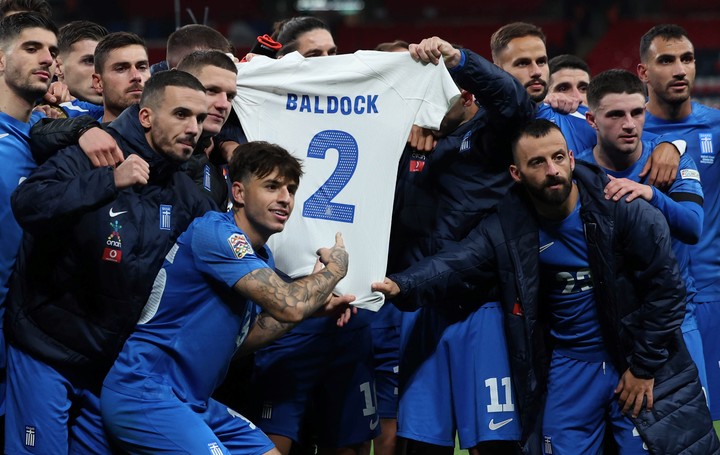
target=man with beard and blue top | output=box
[577,69,708,404]
[638,23,720,422]
[5,70,214,454]
[374,118,719,455]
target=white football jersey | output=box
[233,51,460,309]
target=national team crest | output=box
[699,133,714,164]
[459,129,473,153]
[227,233,253,259]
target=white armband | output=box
[672,139,686,156]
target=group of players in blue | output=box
[0,0,719,453]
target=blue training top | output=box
[103,210,271,410]
[578,139,703,330]
[0,110,45,308]
[539,198,608,362]
[644,102,720,303]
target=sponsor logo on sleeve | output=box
[680,168,700,181]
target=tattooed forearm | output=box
[236,264,342,324]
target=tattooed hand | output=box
[317,232,349,278]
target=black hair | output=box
[549,54,590,76]
[229,141,303,188]
[0,0,50,18]
[94,31,147,73]
[177,49,237,75]
[0,10,56,48]
[639,24,690,63]
[58,20,108,54]
[139,69,206,109]
[586,69,644,110]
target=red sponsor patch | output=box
[512,300,524,316]
[409,159,425,173]
[102,248,122,263]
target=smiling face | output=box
[233,168,298,244]
[0,27,57,103]
[58,38,101,104]
[495,35,549,103]
[139,85,208,162]
[638,35,695,108]
[93,44,150,120]
[192,64,237,136]
[586,92,646,160]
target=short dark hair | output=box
[177,49,237,75]
[375,40,409,52]
[229,141,303,188]
[490,22,545,62]
[0,11,56,49]
[272,16,330,55]
[639,24,690,63]
[58,20,108,55]
[586,69,644,110]
[94,31,147,73]
[0,0,51,18]
[510,119,564,161]
[140,70,206,110]
[549,54,590,77]
[166,24,231,68]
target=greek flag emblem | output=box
[160,205,172,231]
[25,426,35,447]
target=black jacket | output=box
[7,105,215,380]
[391,162,719,454]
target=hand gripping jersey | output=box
[232,51,460,309]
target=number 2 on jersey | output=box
[302,130,358,223]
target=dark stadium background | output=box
[52,0,720,109]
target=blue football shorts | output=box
[5,345,111,455]
[695,301,720,419]
[250,325,379,447]
[101,383,274,455]
[397,302,521,449]
[542,352,648,455]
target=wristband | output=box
[77,122,100,139]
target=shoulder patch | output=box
[680,168,701,181]
[228,233,254,259]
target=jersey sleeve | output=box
[669,154,704,201]
[190,218,270,288]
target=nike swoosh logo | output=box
[369,417,379,431]
[489,418,513,431]
[0,133,9,139]
[539,242,554,253]
[109,208,128,217]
